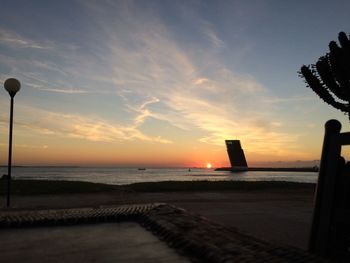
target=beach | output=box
[0,180,315,250]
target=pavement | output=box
[0,203,327,263]
[1,188,315,249]
[0,222,189,263]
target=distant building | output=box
[225,140,248,168]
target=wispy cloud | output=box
[76,0,304,156]
[31,60,69,76]
[201,26,224,48]
[11,105,172,144]
[40,88,89,94]
[193,78,209,85]
[26,84,89,94]
[0,28,53,49]
[0,1,310,160]
[0,143,48,149]
[131,97,160,126]
[263,96,316,104]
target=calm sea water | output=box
[0,166,318,185]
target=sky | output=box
[0,0,350,167]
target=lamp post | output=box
[4,78,21,208]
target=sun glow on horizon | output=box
[206,163,212,169]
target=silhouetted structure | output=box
[216,140,317,172]
[225,140,248,168]
[309,119,350,261]
[300,32,350,120]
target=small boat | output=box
[138,168,146,170]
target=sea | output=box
[0,166,318,185]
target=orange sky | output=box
[1,1,349,167]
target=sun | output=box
[206,163,212,169]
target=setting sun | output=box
[206,163,212,169]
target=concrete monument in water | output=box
[216,140,317,172]
[225,140,248,171]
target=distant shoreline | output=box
[215,167,318,172]
[0,179,315,195]
[0,166,319,171]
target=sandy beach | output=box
[0,183,315,250]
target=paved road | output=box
[0,222,190,263]
[1,188,315,249]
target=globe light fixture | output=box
[4,78,21,208]
[4,78,21,97]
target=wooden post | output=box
[309,119,341,254]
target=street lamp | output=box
[4,78,21,208]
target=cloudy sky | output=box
[0,0,350,167]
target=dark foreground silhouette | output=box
[300,32,350,120]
